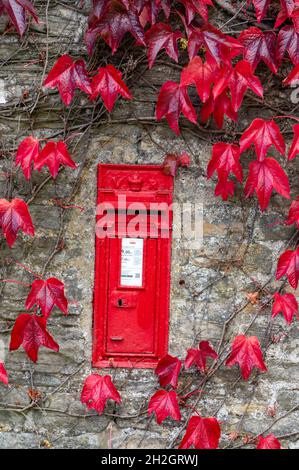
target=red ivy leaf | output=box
[25,277,68,319]
[207,142,242,182]
[272,292,298,325]
[280,0,297,16]
[85,0,146,54]
[140,0,170,26]
[283,64,299,87]
[277,25,299,66]
[9,313,59,363]
[0,363,8,385]
[179,152,190,167]
[162,152,190,176]
[181,56,216,103]
[148,390,181,424]
[200,90,237,129]
[155,354,182,389]
[89,64,132,111]
[225,334,267,380]
[185,340,218,372]
[0,198,34,247]
[0,0,38,37]
[286,197,299,228]
[15,136,40,180]
[179,415,221,449]
[239,118,285,160]
[256,434,281,449]
[44,55,91,106]
[244,157,290,211]
[188,23,243,64]
[34,141,77,179]
[162,154,180,176]
[145,23,183,69]
[247,0,271,23]
[156,81,197,135]
[213,60,263,112]
[276,247,299,288]
[239,27,277,73]
[178,0,214,24]
[81,373,121,415]
[214,178,235,200]
[288,123,299,160]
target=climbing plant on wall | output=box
[0,0,299,449]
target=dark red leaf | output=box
[25,277,68,318]
[9,313,59,363]
[213,60,263,112]
[247,0,271,23]
[89,64,132,111]
[148,390,181,424]
[286,197,299,228]
[140,0,171,25]
[226,334,267,380]
[179,151,191,167]
[0,363,8,385]
[200,90,237,129]
[239,27,277,73]
[178,0,214,24]
[276,247,299,288]
[181,56,216,103]
[244,157,290,211]
[43,55,92,106]
[155,354,182,388]
[256,434,281,449]
[188,22,243,64]
[85,0,145,54]
[34,141,77,179]
[185,340,218,372]
[272,292,298,325]
[283,64,299,86]
[81,373,121,415]
[280,0,297,16]
[145,23,183,68]
[288,123,299,160]
[214,178,235,200]
[15,136,40,180]
[179,415,221,449]
[208,142,242,182]
[0,0,38,37]
[0,198,34,247]
[162,152,190,176]
[156,81,197,135]
[239,118,285,160]
[277,25,299,66]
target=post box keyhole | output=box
[118,298,123,307]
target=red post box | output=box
[93,164,174,368]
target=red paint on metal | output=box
[93,164,174,368]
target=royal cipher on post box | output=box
[93,164,174,368]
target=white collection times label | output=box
[120,238,144,287]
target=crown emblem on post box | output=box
[128,174,143,191]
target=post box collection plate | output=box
[93,164,174,368]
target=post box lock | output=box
[111,291,137,309]
[93,164,174,369]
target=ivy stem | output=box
[0,279,31,287]
[273,115,299,122]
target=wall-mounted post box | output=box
[93,164,174,368]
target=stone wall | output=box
[0,1,298,449]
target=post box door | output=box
[106,237,157,355]
[93,163,174,369]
